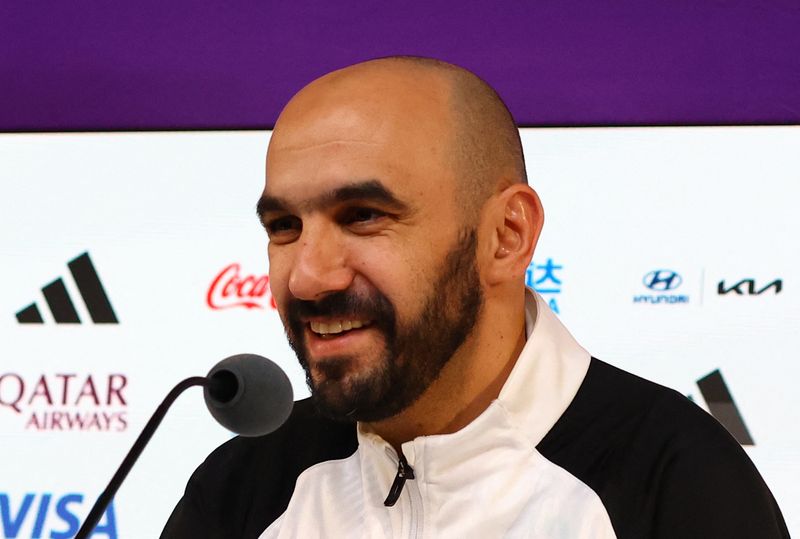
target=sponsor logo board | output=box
[207,263,276,311]
[15,252,118,324]
[525,258,563,313]
[634,269,690,304]
[695,369,754,446]
[0,493,116,539]
[717,278,783,296]
[0,373,128,432]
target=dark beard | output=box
[284,228,483,422]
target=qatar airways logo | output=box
[206,263,277,310]
[0,373,128,432]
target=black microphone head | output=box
[204,353,294,437]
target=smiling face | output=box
[259,62,485,421]
[277,227,483,421]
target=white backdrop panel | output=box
[0,127,797,537]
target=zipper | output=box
[406,473,424,539]
[383,453,423,537]
[383,454,414,506]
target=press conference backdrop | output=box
[1,127,797,538]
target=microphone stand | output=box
[76,376,210,539]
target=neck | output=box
[364,291,528,453]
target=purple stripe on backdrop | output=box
[1,1,799,131]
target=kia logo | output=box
[643,270,682,291]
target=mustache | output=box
[286,289,395,324]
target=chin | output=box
[307,361,389,420]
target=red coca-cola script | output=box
[207,263,277,310]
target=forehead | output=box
[264,70,457,206]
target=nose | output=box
[288,226,355,301]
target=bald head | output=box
[396,57,528,216]
[270,56,526,220]
[262,57,543,430]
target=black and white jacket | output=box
[162,292,788,538]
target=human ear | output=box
[484,185,544,286]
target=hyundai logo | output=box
[643,270,682,291]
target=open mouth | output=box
[309,319,373,339]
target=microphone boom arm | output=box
[76,376,209,539]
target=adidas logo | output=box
[16,252,118,324]
[695,369,754,446]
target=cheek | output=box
[267,245,291,305]
[348,242,432,318]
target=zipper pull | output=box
[383,454,415,507]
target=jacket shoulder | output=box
[538,358,788,538]
[161,397,357,539]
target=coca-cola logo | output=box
[0,373,128,432]
[207,263,277,310]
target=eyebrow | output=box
[256,179,410,217]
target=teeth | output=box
[310,320,368,335]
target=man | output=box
[163,57,788,538]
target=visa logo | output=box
[0,493,116,539]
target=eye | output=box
[264,215,301,243]
[341,207,387,225]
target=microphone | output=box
[75,354,294,539]
[204,353,294,436]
